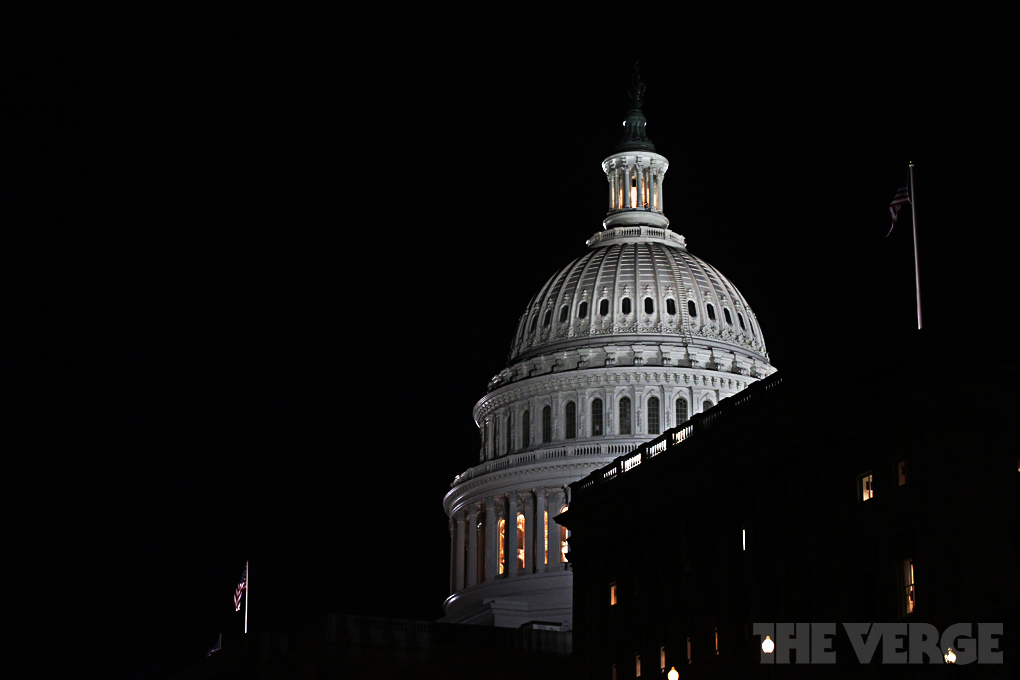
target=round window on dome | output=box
[666,299,676,316]
[599,299,609,316]
[687,300,697,318]
[644,298,654,314]
[579,301,588,319]
[622,298,632,315]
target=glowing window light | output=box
[610,582,617,605]
[544,511,548,565]
[668,667,679,680]
[497,519,505,575]
[560,505,569,560]
[516,513,525,569]
[945,647,956,663]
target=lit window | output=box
[644,297,654,314]
[516,513,525,569]
[591,398,603,436]
[544,511,548,565]
[675,397,688,425]
[560,505,569,561]
[648,396,660,434]
[636,654,641,676]
[542,405,551,443]
[742,527,746,551]
[666,299,676,315]
[610,582,617,605]
[724,308,732,325]
[707,303,716,321]
[737,312,746,330]
[522,410,530,449]
[898,460,907,486]
[543,309,551,327]
[600,299,609,316]
[578,301,588,319]
[506,413,513,453]
[715,628,719,654]
[859,473,874,502]
[687,300,697,317]
[903,559,915,614]
[622,297,632,315]
[559,305,568,323]
[565,401,576,439]
[687,637,691,664]
[660,646,665,671]
[498,519,506,575]
[619,397,632,435]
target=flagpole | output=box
[244,560,249,634]
[909,162,922,329]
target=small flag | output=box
[887,185,910,237]
[207,633,222,657]
[234,566,247,611]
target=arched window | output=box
[543,309,552,327]
[707,303,716,321]
[516,513,525,569]
[622,297,632,315]
[666,299,677,315]
[619,396,632,435]
[498,518,506,575]
[542,405,551,443]
[724,308,732,325]
[748,317,756,337]
[560,505,569,561]
[559,305,569,323]
[703,399,715,411]
[676,397,688,425]
[591,398,603,437]
[737,312,746,330]
[648,396,661,434]
[565,401,576,439]
[578,301,588,319]
[644,297,654,314]
[529,314,538,332]
[687,300,697,317]
[506,413,513,453]
[599,299,609,316]
[521,410,530,448]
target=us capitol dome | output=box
[441,70,776,628]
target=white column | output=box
[522,492,535,575]
[636,160,645,208]
[466,505,479,587]
[656,167,663,213]
[547,488,565,570]
[623,163,632,208]
[484,498,498,582]
[506,492,519,578]
[454,511,466,592]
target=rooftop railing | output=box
[452,441,640,487]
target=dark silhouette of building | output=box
[560,333,1019,678]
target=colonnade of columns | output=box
[449,486,570,594]
[606,157,664,212]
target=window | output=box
[506,413,513,453]
[559,305,568,323]
[715,628,719,654]
[610,582,618,605]
[543,309,551,327]
[561,505,569,561]
[666,298,677,315]
[542,405,551,443]
[492,419,499,457]
[498,519,506,575]
[648,396,661,434]
[724,308,732,325]
[859,472,874,501]
[565,401,576,439]
[903,559,915,614]
[707,303,716,321]
[522,410,530,448]
[703,399,714,411]
[742,527,746,550]
[748,317,756,337]
[600,299,609,316]
[687,637,692,664]
[898,460,907,485]
[675,397,688,425]
[660,646,666,671]
[529,315,538,332]
[516,513,525,569]
[578,301,588,319]
[636,654,641,676]
[738,312,746,330]
[612,664,617,680]
[619,397,632,435]
[544,511,549,565]
[622,297,632,315]
[687,300,697,317]
[591,398,603,436]
[644,297,654,314]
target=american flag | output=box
[234,566,247,611]
[887,185,910,237]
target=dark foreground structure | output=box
[176,614,570,679]
[560,333,1019,679]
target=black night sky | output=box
[11,8,1014,677]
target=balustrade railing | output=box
[452,441,640,486]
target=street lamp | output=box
[761,636,774,654]
[667,667,679,680]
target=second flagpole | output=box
[909,162,922,330]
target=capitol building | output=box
[442,71,776,628]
